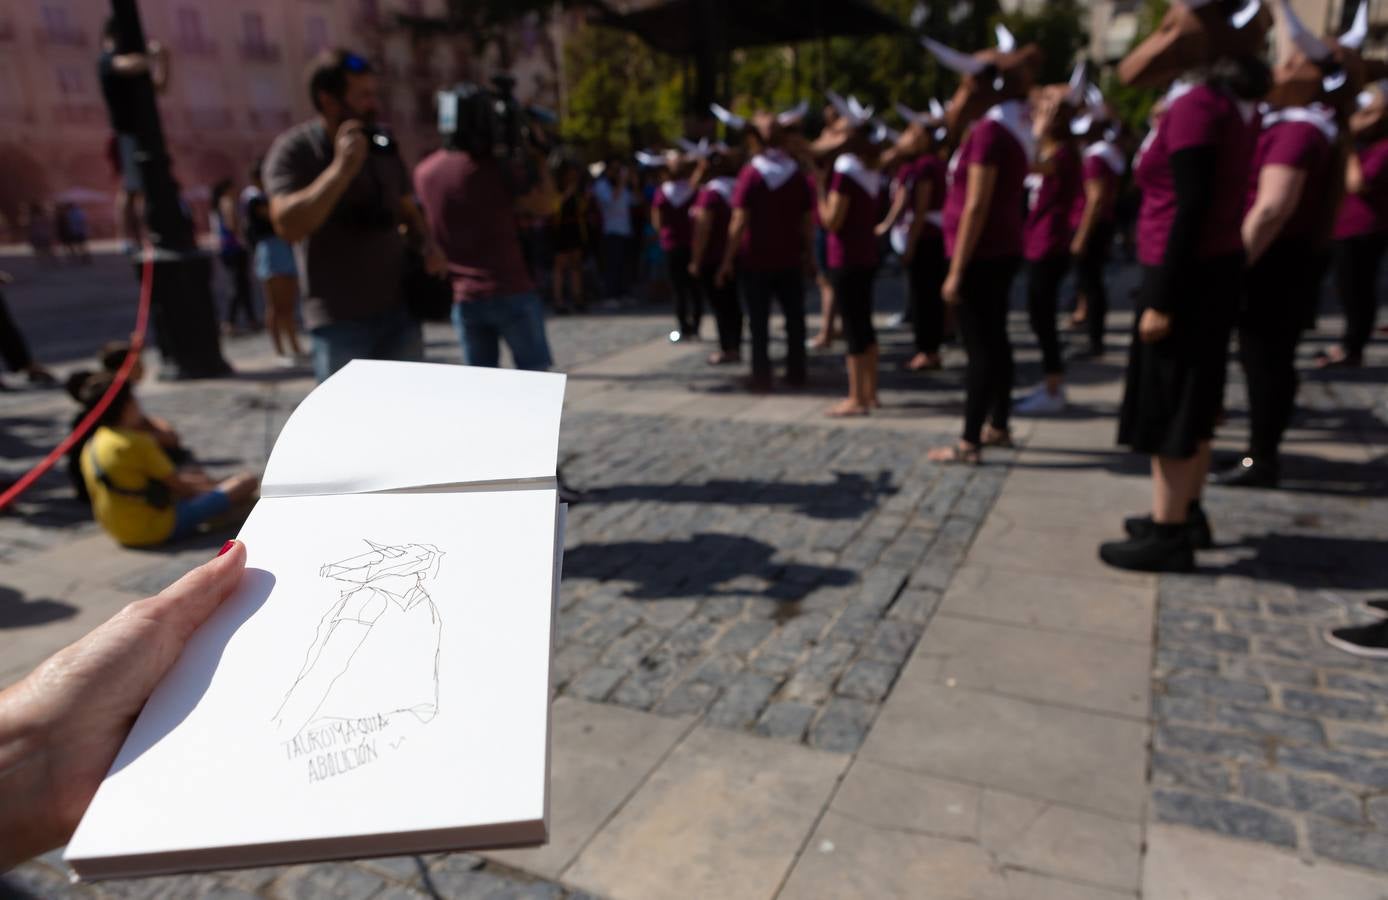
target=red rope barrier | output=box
[0,250,155,513]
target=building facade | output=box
[0,0,565,240]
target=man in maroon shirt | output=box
[413,87,559,371]
[717,110,815,392]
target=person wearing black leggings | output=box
[1069,100,1126,359]
[922,28,1040,464]
[649,149,701,341]
[1320,114,1388,367]
[813,95,884,416]
[689,148,743,365]
[1018,79,1084,415]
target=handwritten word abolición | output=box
[281,714,391,784]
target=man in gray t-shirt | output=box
[264,48,445,382]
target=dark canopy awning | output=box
[593,0,906,55]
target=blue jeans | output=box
[451,292,553,371]
[172,490,231,540]
[310,305,424,382]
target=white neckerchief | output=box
[750,149,799,191]
[1024,172,1044,211]
[983,99,1036,163]
[832,152,882,197]
[1085,140,1128,176]
[705,176,735,202]
[1261,103,1339,144]
[659,180,695,208]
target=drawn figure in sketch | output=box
[273,541,444,736]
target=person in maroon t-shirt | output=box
[1068,90,1127,359]
[1100,0,1271,573]
[921,26,1043,464]
[1017,77,1085,416]
[1215,0,1358,489]
[717,107,815,392]
[813,94,885,417]
[1321,82,1388,368]
[646,148,701,341]
[689,144,744,365]
[880,102,949,373]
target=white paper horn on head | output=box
[1341,0,1369,49]
[922,36,989,76]
[776,100,809,126]
[829,92,874,127]
[1230,0,1262,29]
[895,101,928,126]
[634,150,666,168]
[928,97,946,119]
[871,121,900,144]
[1279,0,1334,61]
[1067,60,1088,103]
[1070,113,1094,135]
[677,137,712,159]
[994,23,1017,53]
[710,103,747,130]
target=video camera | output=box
[436,77,556,185]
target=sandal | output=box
[927,442,981,465]
[904,353,942,372]
[981,426,1014,448]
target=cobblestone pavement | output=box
[4,251,1388,896]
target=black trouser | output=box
[1333,231,1387,357]
[740,268,806,384]
[0,290,34,373]
[1026,252,1070,376]
[1075,220,1114,353]
[832,266,877,354]
[909,234,946,355]
[1240,241,1318,462]
[956,257,1021,445]
[222,248,256,326]
[667,247,701,335]
[699,268,742,352]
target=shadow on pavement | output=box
[0,586,77,629]
[563,532,856,600]
[1212,533,1388,589]
[588,471,896,520]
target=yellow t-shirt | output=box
[81,426,176,547]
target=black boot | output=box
[1124,501,1213,550]
[1100,524,1195,573]
[1210,455,1279,489]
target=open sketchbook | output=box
[65,361,567,880]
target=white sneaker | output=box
[1014,385,1066,415]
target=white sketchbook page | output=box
[262,361,567,497]
[67,488,557,861]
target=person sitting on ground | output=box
[79,373,258,547]
[97,340,195,465]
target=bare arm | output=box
[1070,177,1107,256]
[1242,164,1306,266]
[268,122,365,244]
[819,191,849,233]
[876,182,909,236]
[650,202,662,234]
[689,206,712,275]
[514,155,559,218]
[1345,150,1366,195]
[717,208,749,285]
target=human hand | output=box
[1070,237,1084,257]
[942,270,962,306]
[687,260,700,278]
[0,542,247,868]
[423,242,448,278]
[1138,307,1172,343]
[332,120,369,182]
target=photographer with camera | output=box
[413,80,559,371]
[264,49,446,383]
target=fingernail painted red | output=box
[217,540,235,557]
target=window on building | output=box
[305,16,329,54]
[177,7,205,44]
[243,12,266,45]
[56,65,85,96]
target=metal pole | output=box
[106,0,231,379]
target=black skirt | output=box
[1117,254,1242,459]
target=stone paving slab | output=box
[563,725,848,900]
